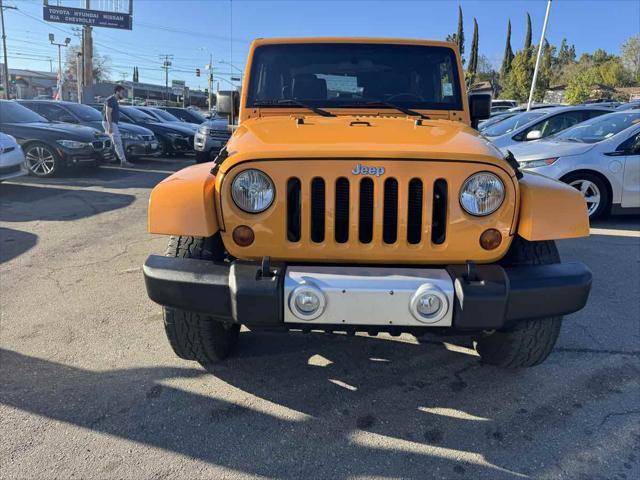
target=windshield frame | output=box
[123,107,156,122]
[149,108,181,122]
[63,103,102,122]
[244,41,464,113]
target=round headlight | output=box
[231,169,275,213]
[460,172,505,216]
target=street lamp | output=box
[218,60,243,86]
[49,33,71,101]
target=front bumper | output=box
[125,139,161,157]
[143,256,592,331]
[194,132,228,153]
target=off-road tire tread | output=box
[162,235,239,364]
[473,236,562,368]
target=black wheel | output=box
[473,236,563,368]
[562,172,610,219]
[162,235,239,367]
[24,142,60,177]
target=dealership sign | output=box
[43,3,133,30]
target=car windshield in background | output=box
[482,111,545,137]
[152,109,181,122]
[479,113,516,131]
[64,103,102,122]
[123,107,155,122]
[247,43,463,111]
[186,109,206,122]
[0,101,48,123]
[554,112,640,143]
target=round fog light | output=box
[232,225,255,246]
[410,284,448,324]
[480,228,502,250]
[289,284,326,321]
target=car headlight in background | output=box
[56,139,89,149]
[460,172,505,216]
[519,157,558,169]
[231,169,275,213]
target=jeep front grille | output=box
[220,160,517,264]
[286,175,447,246]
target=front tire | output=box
[562,172,610,219]
[24,142,60,177]
[162,235,239,366]
[473,236,563,368]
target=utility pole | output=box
[0,0,17,100]
[207,54,213,112]
[49,33,71,101]
[527,0,552,111]
[76,52,82,103]
[82,1,93,94]
[159,54,173,104]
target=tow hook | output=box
[258,256,276,278]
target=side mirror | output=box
[216,90,240,124]
[468,93,491,129]
[526,130,542,141]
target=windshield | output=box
[247,43,462,111]
[555,112,640,143]
[123,107,156,122]
[483,111,545,137]
[151,108,181,122]
[479,113,516,131]
[185,109,206,122]
[64,103,102,122]
[0,101,48,123]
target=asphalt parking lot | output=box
[1,157,639,480]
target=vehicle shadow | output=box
[0,184,135,222]
[2,331,636,479]
[590,215,640,231]
[0,227,38,263]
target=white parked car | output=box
[0,132,27,181]
[508,111,640,218]
[484,106,612,151]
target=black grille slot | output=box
[334,177,350,243]
[431,179,448,245]
[287,178,301,242]
[358,178,374,243]
[310,177,325,243]
[407,178,423,244]
[383,178,398,244]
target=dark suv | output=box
[0,100,113,177]
[19,100,160,161]
[158,107,207,125]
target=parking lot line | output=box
[590,227,640,238]
[99,165,176,174]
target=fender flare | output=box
[517,172,590,241]
[148,163,219,237]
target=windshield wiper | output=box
[346,99,430,119]
[253,99,335,117]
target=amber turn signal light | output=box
[480,229,502,250]
[233,225,255,246]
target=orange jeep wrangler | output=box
[143,38,592,369]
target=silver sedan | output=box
[484,106,612,151]
[0,133,27,182]
[507,111,640,218]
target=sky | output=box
[3,0,640,90]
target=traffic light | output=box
[196,68,201,77]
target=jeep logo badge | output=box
[352,163,385,177]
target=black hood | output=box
[1,121,109,143]
[86,120,153,136]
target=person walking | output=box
[103,85,134,167]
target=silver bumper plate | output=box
[284,266,455,327]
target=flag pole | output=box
[527,0,552,111]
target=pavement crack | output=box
[599,409,640,427]
[555,347,640,357]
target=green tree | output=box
[524,13,532,51]
[621,35,640,82]
[500,19,514,84]
[466,18,479,86]
[446,5,465,64]
[500,49,533,102]
[564,53,633,104]
[64,45,110,83]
